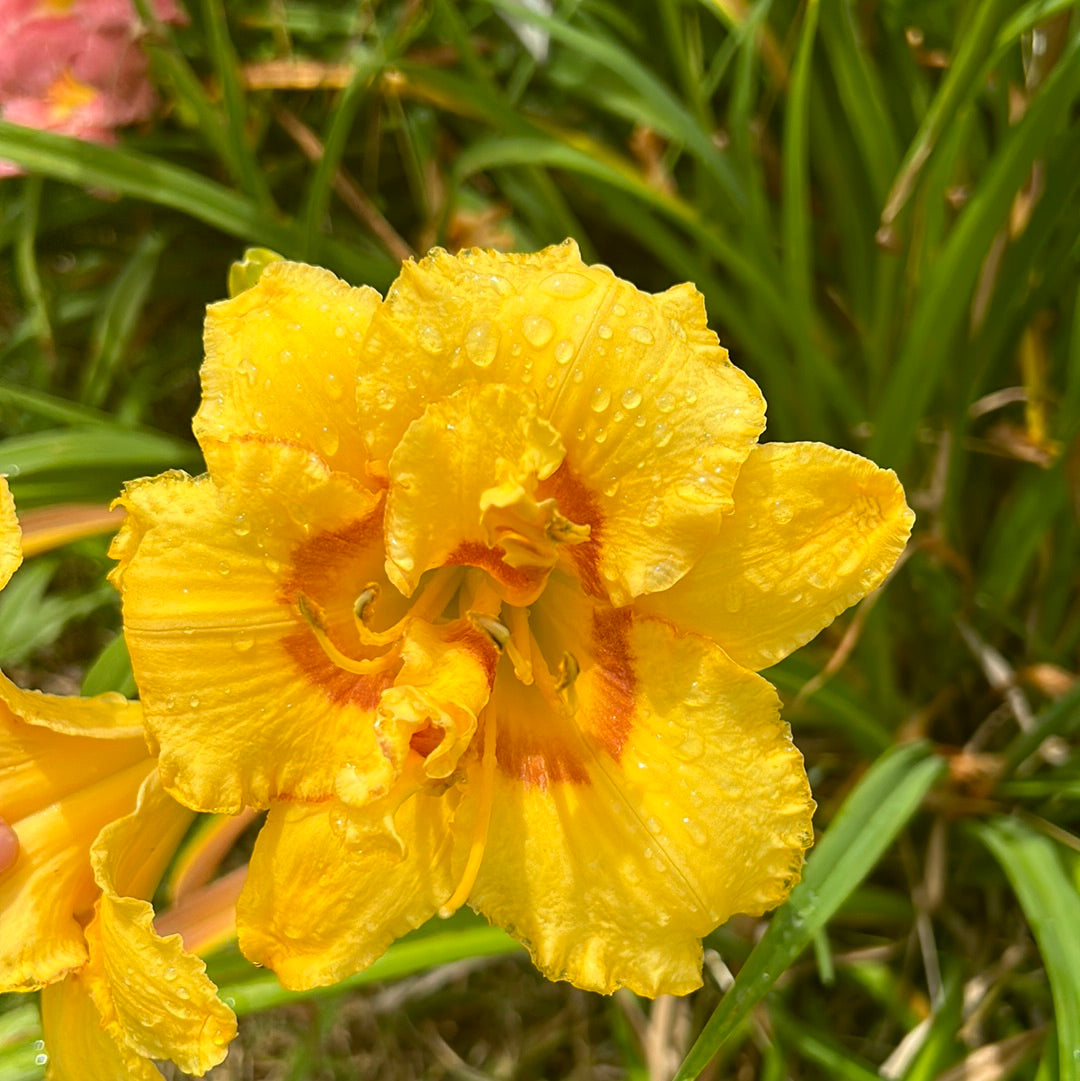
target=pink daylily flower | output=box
[0,0,185,175]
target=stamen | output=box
[556,652,580,712]
[351,567,466,648]
[505,605,534,685]
[296,593,402,675]
[438,710,497,918]
[471,614,510,650]
[529,633,567,713]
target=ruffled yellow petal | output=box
[237,793,460,991]
[196,260,382,477]
[639,442,915,671]
[110,439,388,812]
[0,476,20,589]
[466,580,813,996]
[356,240,766,603]
[0,677,150,992]
[40,972,162,1081]
[83,773,236,1077]
[384,382,571,602]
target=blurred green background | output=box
[1,1,1079,1078]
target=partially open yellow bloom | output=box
[0,477,236,1078]
[111,241,913,996]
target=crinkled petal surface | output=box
[0,476,20,589]
[237,793,461,991]
[639,442,916,670]
[385,382,567,599]
[40,972,162,1081]
[196,260,382,477]
[0,675,149,992]
[110,439,393,812]
[466,578,814,995]
[355,240,766,603]
[84,773,236,1076]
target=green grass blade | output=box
[300,51,384,255]
[881,0,1018,226]
[818,0,901,203]
[674,742,944,1081]
[869,27,1080,469]
[0,427,200,478]
[486,0,747,216]
[975,817,1080,1081]
[81,231,167,408]
[198,0,275,211]
[0,123,396,288]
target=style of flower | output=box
[0,476,235,1078]
[0,0,185,176]
[111,240,914,996]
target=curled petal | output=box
[237,794,460,991]
[0,675,149,992]
[84,773,236,1077]
[639,442,915,670]
[385,383,569,602]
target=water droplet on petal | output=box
[418,324,444,354]
[217,561,231,576]
[521,315,554,347]
[317,425,340,457]
[620,387,642,409]
[597,324,613,340]
[465,321,499,367]
[189,696,200,709]
[541,271,595,299]
[554,339,574,365]
[325,372,343,400]
[773,501,794,524]
[164,966,177,981]
[233,633,254,653]
[589,387,611,412]
[629,325,654,345]
[656,392,675,414]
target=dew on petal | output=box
[620,388,642,409]
[540,271,595,299]
[589,387,611,413]
[417,324,444,353]
[465,321,499,367]
[628,325,654,345]
[521,315,554,348]
[553,339,574,365]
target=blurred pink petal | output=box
[0,0,185,174]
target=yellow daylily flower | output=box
[0,477,236,1077]
[110,240,914,996]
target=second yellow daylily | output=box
[0,477,236,1078]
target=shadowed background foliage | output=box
[1,1,1079,1078]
